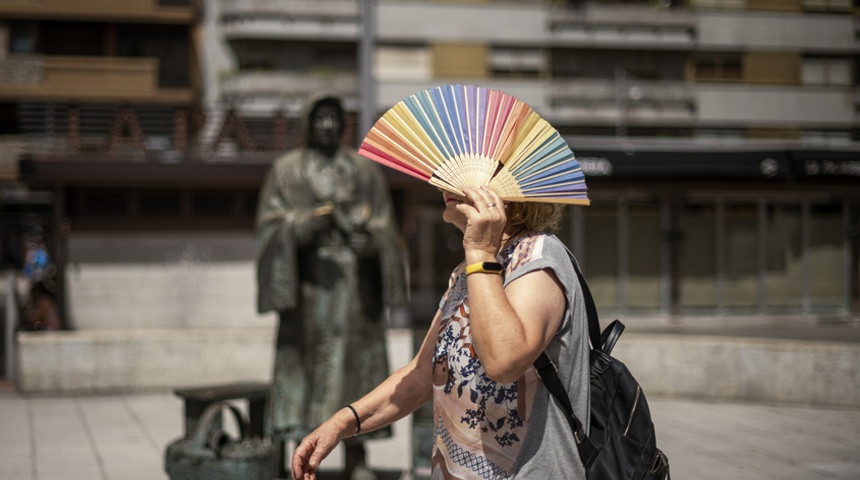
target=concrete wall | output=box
[16,327,860,408]
[615,334,860,408]
[66,231,272,330]
[697,11,855,52]
[16,327,274,393]
[695,85,853,127]
[16,327,424,395]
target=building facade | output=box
[0,0,273,331]
[1,0,858,332]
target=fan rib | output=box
[409,92,468,189]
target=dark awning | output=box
[568,139,860,184]
[787,150,860,180]
[574,148,789,180]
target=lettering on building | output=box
[805,159,860,177]
[578,157,614,176]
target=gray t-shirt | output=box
[431,233,589,479]
[508,234,589,479]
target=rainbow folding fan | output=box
[358,84,589,205]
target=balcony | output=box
[376,78,696,128]
[549,79,695,126]
[697,9,855,52]
[549,3,696,49]
[695,84,856,128]
[219,0,360,41]
[219,0,358,19]
[0,137,24,181]
[691,0,746,9]
[220,71,359,113]
[0,55,194,104]
[0,0,197,23]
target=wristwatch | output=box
[465,261,504,276]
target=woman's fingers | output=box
[458,187,507,256]
[292,438,325,480]
[460,187,504,218]
[292,432,343,480]
[462,186,500,212]
[291,439,314,479]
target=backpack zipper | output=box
[623,384,642,437]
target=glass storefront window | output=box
[723,204,759,312]
[809,203,845,310]
[627,203,661,311]
[407,196,850,319]
[766,203,803,311]
[583,204,619,311]
[679,203,717,312]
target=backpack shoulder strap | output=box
[534,352,598,466]
[534,353,586,441]
[565,246,602,351]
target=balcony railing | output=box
[0,138,24,181]
[0,55,194,104]
[691,0,746,9]
[220,71,359,105]
[548,78,696,125]
[0,0,197,22]
[219,0,361,41]
[9,102,304,164]
[219,0,359,19]
[549,3,696,48]
[551,2,697,28]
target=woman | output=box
[292,186,590,480]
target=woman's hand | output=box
[457,186,507,262]
[291,409,354,479]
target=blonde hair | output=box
[506,201,565,234]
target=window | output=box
[808,203,845,310]
[765,203,803,310]
[802,57,852,86]
[83,190,130,216]
[9,21,36,54]
[680,203,718,311]
[489,47,545,78]
[801,130,852,146]
[695,129,745,141]
[693,53,742,82]
[432,43,487,79]
[193,191,234,217]
[627,203,662,311]
[691,0,746,9]
[0,104,18,134]
[583,204,620,310]
[802,0,852,12]
[375,46,431,81]
[139,190,183,216]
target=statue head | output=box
[306,96,346,157]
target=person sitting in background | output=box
[20,281,62,332]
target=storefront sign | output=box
[804,159,860,177]
[578,157,614,176]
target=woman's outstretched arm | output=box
[291,309,442,480]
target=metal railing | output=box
[0,0,197,21]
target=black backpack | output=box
[534,252,670,480]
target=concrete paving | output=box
[1,383,859,480]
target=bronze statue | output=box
[255,94,407,479]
